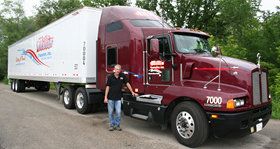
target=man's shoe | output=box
[115,126,122,131]
[109,126,114,131]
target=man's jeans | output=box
[108,100,121,127]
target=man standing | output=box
[104,64,138,131]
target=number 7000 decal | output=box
[204,96,222,107]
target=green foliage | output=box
[1,76,9,85]
[35,0,83,28]
[136,0,219,29]
[34,0,130,29]
[210,35,248,60]
[0,0,37,80]
[272,99,280,119]
[50,82,56,90]
[271,73,280,100]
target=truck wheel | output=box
[19,80,25,92]
[75,87,92,114]
[171,101,209,148]
[10,80,13,90]
[14,80,19,92]
[63,86,75,109]
[15,80,25,93]
[11,80,15,91]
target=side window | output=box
[158,37,171,61]
[106,21,123,32]
[161,69,171,82]
[107,48,117,67]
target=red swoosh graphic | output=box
[194,68,231,71]
[26,49,49,67]
[194,67,247,73]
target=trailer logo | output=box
[37,35,53,52]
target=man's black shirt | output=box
[106,73,128,100]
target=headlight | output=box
[226,98,246,109]
[234,98,245,107]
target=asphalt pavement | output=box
[0,83,279,149]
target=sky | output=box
[22,0,280,17]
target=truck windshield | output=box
[130,19,171,28]
[174,34,211,54]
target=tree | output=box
[0,0,36,80]
[35,0,131,29]
[136,0,218,29]
[35,0,82,28]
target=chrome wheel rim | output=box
[76,93,84,109]
[15,81,18,91]
[63,90,70,105]
[176,111,195,139]
[12,81,15,90]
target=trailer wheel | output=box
[10,80,13,90]
[18,80,25,92]
[14,80,25,93]
[63,86,75,109]
[11,80,15,91]
[75,87,92,114]
[171,101,209,148]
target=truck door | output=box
[146,36,173,85]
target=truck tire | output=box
[75,87,92,114]
[14,80,25,93]
[11,80,15,91]
[14,80,19,92]
[63,86,75,109]
[18,80,25,92]
[171,101,209,148]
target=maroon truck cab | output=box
[96,6,272,147]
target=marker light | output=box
[211,114,219,119]
[226,99,235,109]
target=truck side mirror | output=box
[150,38,159,56]
[211,46,222,57]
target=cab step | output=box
[131,114,148,120]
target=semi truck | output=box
[8,6,272,147]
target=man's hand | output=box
[132,92,138,97]
[104,86,109,103]
[104,96,108,103]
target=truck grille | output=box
[252,71,268,105]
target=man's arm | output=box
[126,82,138,96]
[104,86,109,103]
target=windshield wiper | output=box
[192,48,208,54]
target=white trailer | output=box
[8,7,102,114]
[8,7,101,84]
